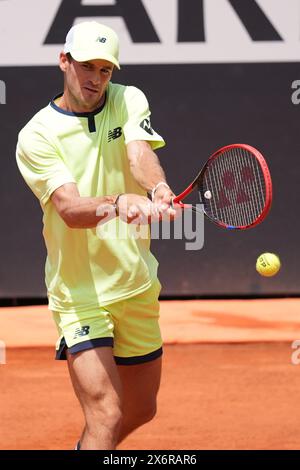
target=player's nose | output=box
[89,72,102,87]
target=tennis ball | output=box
[256,252,281,277]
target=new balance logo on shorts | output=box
[108,127,122,142]
[73,326,90,339]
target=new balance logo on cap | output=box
[96,37,107,43]
[108,127,122,142]
[73,326,90,339]
[140,118,153,135]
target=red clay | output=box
[1,343,299,450]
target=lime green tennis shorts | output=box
[52,279,163,365]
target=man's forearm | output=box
[128,142,168,192]
[62,195,117,229]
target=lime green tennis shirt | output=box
[16,83,165,313]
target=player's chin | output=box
[81,88,102,105]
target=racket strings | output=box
[202,148,267,227]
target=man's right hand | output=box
[117,194,182,225]
[117,194,152,224]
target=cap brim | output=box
[68,48,120,69]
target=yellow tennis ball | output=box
[256,253,281,277]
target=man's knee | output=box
[117,401,157,444]
[144,402,157,423]
[84,390,123,429]
[85,403,123,444]
[131,400,157,427]
[90,407,122,430]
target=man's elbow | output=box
[51,186,82,229]
[52,197,79,228]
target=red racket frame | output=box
[172,144,273,230]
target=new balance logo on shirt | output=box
[73,326,90,339]
[108,127,122,142]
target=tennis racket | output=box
[172,144,272,230]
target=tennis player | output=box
[16,21,176,450]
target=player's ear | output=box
[59,52,70,73]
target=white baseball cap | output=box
[64,21,120,69]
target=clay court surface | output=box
[1,299,300,450]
